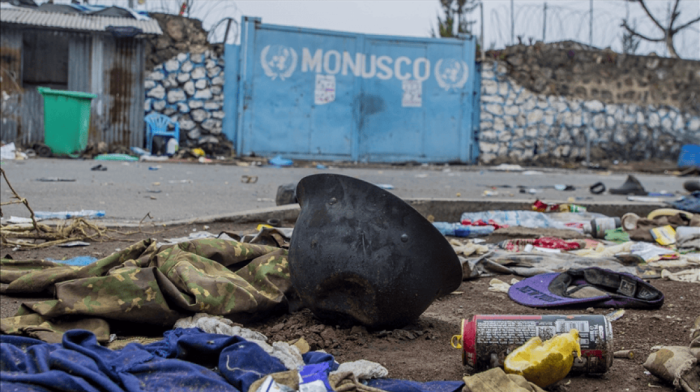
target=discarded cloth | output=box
[479,250,638,277]
[450,239,490,257]
[670,192,700,214]
[499,237,584,252]
[627,214,690,242]
[333,359,389,379]
[488,278,520,294]
[46,256,98,266]
[462,367,545,392]
[661,269,700,283]
[368,379,464,392]
[1,239,291,342]
[644,316,700,392]
[508,267,664,309]
[460,211,571,231]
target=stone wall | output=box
[478,42,700,164]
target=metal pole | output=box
[223,19,233,45]
[480,2,485,61]
[511,0,515,45]
[543,2,547,42]
[589,0,593,47]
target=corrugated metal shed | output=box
[0,6,162,35]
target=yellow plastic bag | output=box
[650,225,676,246]
[504,329,581,388]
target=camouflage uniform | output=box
[0,239,291,342]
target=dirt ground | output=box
[1,222,698,392]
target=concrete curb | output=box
[83,198,667,228]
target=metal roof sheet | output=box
[0,6,162,35]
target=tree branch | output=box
[621,19,665,42]
[672,15,700,34]
[669,0,681,28]
[635,0,666,31]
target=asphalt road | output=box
[0,158,687,222]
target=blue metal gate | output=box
[223,17,479,163]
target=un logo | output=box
[260,45,298,81]
[435,58,469,91]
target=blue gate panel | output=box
[227,16,479,163]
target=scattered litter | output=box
[47,256,97,266]
[168,179,193,184]
[269,155,293,167]
[241,175,258,183]
[94,154,138,161]
[146,189,161,194]
[374,184,394,190]
[191,148,205,157]
[483,190,499,196]
[35,177,76,182]
[589,182,606,194]
[490,164,523,171]
[130,146,149,156]
[316,164,327,170]
[152,182,161,186]
[610,175,647,195]
[661,268,700,283]
[554,184,576,191]
[628,196,664,203]
[34,210,105,220]
[57,241,91,248]
[488,278,519,294]
[605,309,625,322]
[1,142,17,160]
[613,350,634,359]
[415,173,428,178]
[90,164,107,171]
[650,225,676,245]
[5,216,42,224]
[198,156,212,163]
[148,166,161,171]
[139,155,170,161]
[629,242,678,262]
[434,222,495,237]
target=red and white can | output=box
[452,314,613,374]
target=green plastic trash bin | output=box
[38,87,97,155]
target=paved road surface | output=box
[0,159,686,222]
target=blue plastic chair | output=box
[678,144,700,168]
[145,113,180,154]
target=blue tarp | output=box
[1,328,464,392]
[669,191,700,213]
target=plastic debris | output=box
[34,210,105,220]
[57,241,91,248]
[650,225,676,246]
[613,350,634,359]
[433,222,495,237]
[504,329,581,388]
[605,309,625,322]
[47,256,98,266]
[269,155,293,166]
[316,164,327,169]
[94,154,138,161]
[1,142,17,160]
[373,183,394,190]
[35,178,76,182]
[332,359,388,380]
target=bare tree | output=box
[432,0,479,38]
[621,0,700,58]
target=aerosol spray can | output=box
[451,314,613,374]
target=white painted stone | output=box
[508,149,523,161]
[525,126,538,137]
[496,63,507,75]
[211,86,222,95]
[177,73,190,83]
[485,104,504,116]
[147,71,164,81]
[194,89,212,100]
[613,130,627,144]
[504,116,515,129]
[184,81,195,96]
[562,112,573,126]
[202,119,222,134]
[181,61,194,73]
[144,99,152,111]
[207,66,222,78]
[584,100,604,112]
[479,153,496,163]
[689,118,700,132]
[606,115,615,128]
[191,53,204,63]
[204,101,222,110]
[191,67,207,80]
[177,53,188,62]
[165,59,180,73]
[544,113,554,125]
[482,95,504,104]
[516,114,527,127]
[482,70,495,79]
[205,59,217,69]
[505,106,519,116]
[217,58,225,67]
[191,109,209,122]
[523,97,536,111]
[637,112,646,124]
[163,107,176,116]
[593,114,605,129]
[147,85,166,100]
[481,80,498,95]
[658,108,668,118]
[153,64,163,71]
[494,118,505,131]
[661,117,672,129]
[514,128,525,138]
[195,79,208,89]
[480,112,494,121]
[204,50,212,59]
[627,104,639,114]
[213,94,224,101]
[674,114,684,131]
[480,142,499,153]
[187,128,201,139]
[605,104,618,115]
[553,101,568,113]
[505,96,515,106]
[514,89,532,105]
[152,100,166,111]
[211,76,224,86]
[212,111,225,119]
[536,98,549,109]
[527,110,544,124]
[648,113,660,127]
[558,128,572,143]
[177,102,190,113]
[179,117,196,131]
[624,114,637,125]
[167,89,187,103]
[499,131,512,142]
[480,130,497,140]
[498,82,508,96]
[144,80,156,89]
[480,121,493,130]
[189,100,204,109]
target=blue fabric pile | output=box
[0,328,464,392]
[670,191,700,213]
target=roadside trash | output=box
[483,190,499,196]
[289,174,462,329]
[684,180,700,193]
[508,267,664,309]
[47,256,97,266]
[554,184,576,191]
[643,316,700,391]
[276,183,297,206]
[35,177,76,182]
[130,146,149,156]
[91,164,107,171]
[651,225,676,245]
[269,155,293,167]
[648,192,675,197]
[168,180,192,184]
[316,164,327,170]
[5,216,42,224]
[166,138,179,156]
[94,154,138,161]
[433,222,495,237]
[604,227,630,242]
[589,182,606,194]
[461,210,578,231]
[605,309,625,322]
[629,242,678,263]
[488,278,519,293]
[610,175,647,195]
[198,156,212,163]
[676,226,700,241]
[148,166,160,171]
[191,148,205,157]
[503,328,581,388]
[678,144,700,168]
[1,142,17,160]
[374,184,395,190]
[490,164,523,171]
[522,170,543,175]
[648,208,694,220]
[499,237,584,252]
[628,196,664,203]
[57,241,91,247]
[589,217,621,238]
[462,368,545,392]
[670,192,700,214]
[34,210,105,220]
[613,350,634,359]
[661,268,700,283]
[242,175,258,183]
[452,314,611,374]
[621,213,640,230]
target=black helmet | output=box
[288,174,462,329]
